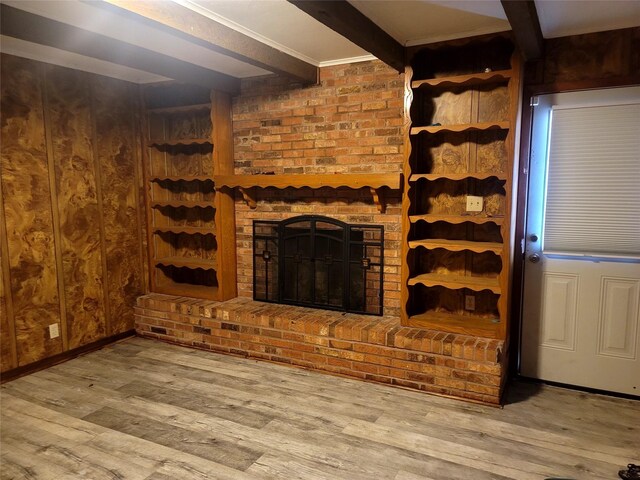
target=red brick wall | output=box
[231,60,405,316]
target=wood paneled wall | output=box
[525,27,640,88]
[0,54,147,372]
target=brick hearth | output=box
[135,294,506,405]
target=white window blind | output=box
[543,102,640,257]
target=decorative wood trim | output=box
[41,64,69,352]
[408,273,501,294]
[409,214,505,225]
[88,81,113,336]
[0,330,135,384]
[400,65,414,326]
[216,173,401,210]
[370,187,385,213]
[239,187,257,209]
[0,166,18,370]
[100,0,318,85]
[411,121,510,135]
[148,138,212,147]
[500,1,544,61]
[153,227,215,236]
[408,239,503,254]
[0,4,240,94]
[150,200,215,209]
[287,0,405,72]
[410,173,507,182]
[214,173,401,190]
[150,175,214,183]
[155,257,217,270]
[412,69,512,89]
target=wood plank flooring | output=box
[1,337,639,480]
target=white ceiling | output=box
[535,0,640,38]
[1,0,639,85]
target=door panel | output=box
[520,87,640,396]
[540,273,578,350]
[597,278,639,359]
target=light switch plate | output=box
[466,195,483,212]
[49,323,60,339]
[464,295,476,311]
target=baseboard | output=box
[0,329,136,384]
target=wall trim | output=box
[0,329,135,384]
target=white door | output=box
[520,87,640,396]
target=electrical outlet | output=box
[49,323,60,339]
[466,195,483,212]
[464,295,476,311]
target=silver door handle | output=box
[528,253,541,263]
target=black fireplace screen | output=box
[253,216,384,315]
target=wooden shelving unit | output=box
[401,34,521,339]
[215,173,401,212]
[143,84,236,301]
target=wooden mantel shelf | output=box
[214,173,401,212]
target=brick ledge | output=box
[135,293,505,404]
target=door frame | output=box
[510,75,640,380]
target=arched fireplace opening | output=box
[253,215,384,315]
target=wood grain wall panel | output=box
[45,65,107,349]
[0,55,64,366]
[92,76,146,335]
[543,30,626,83]
[0,264,10,371]
[1,54,146,373]
[0,226,15,371]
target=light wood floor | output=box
[1,337,638,480]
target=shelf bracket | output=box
[370,187,385,213]
[239,187,257,209]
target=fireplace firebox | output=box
[253,216,384,315]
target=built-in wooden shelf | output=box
[408,273,501,294]
[155,256,217,270]
[409,214,505,225]
[147,103,211,115]
[153,227,215,236]
[410,121,510,136]
[410,172,507,182]
[214,173,402,212]
[151,200,215,209]
[154,282,218,301]
[412,69,512,89]
[408,239,503,254]
[148,138,213,147]
[408,311,500,339]
[151,175,214,183]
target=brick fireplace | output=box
[135,60,507,405]
[232,61,405,316]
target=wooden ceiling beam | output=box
[0,4,240,94]
[287,0,405,72]
[97,0,318,85]
[500,0,544,61]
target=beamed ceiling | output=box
[1,0,639,89]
